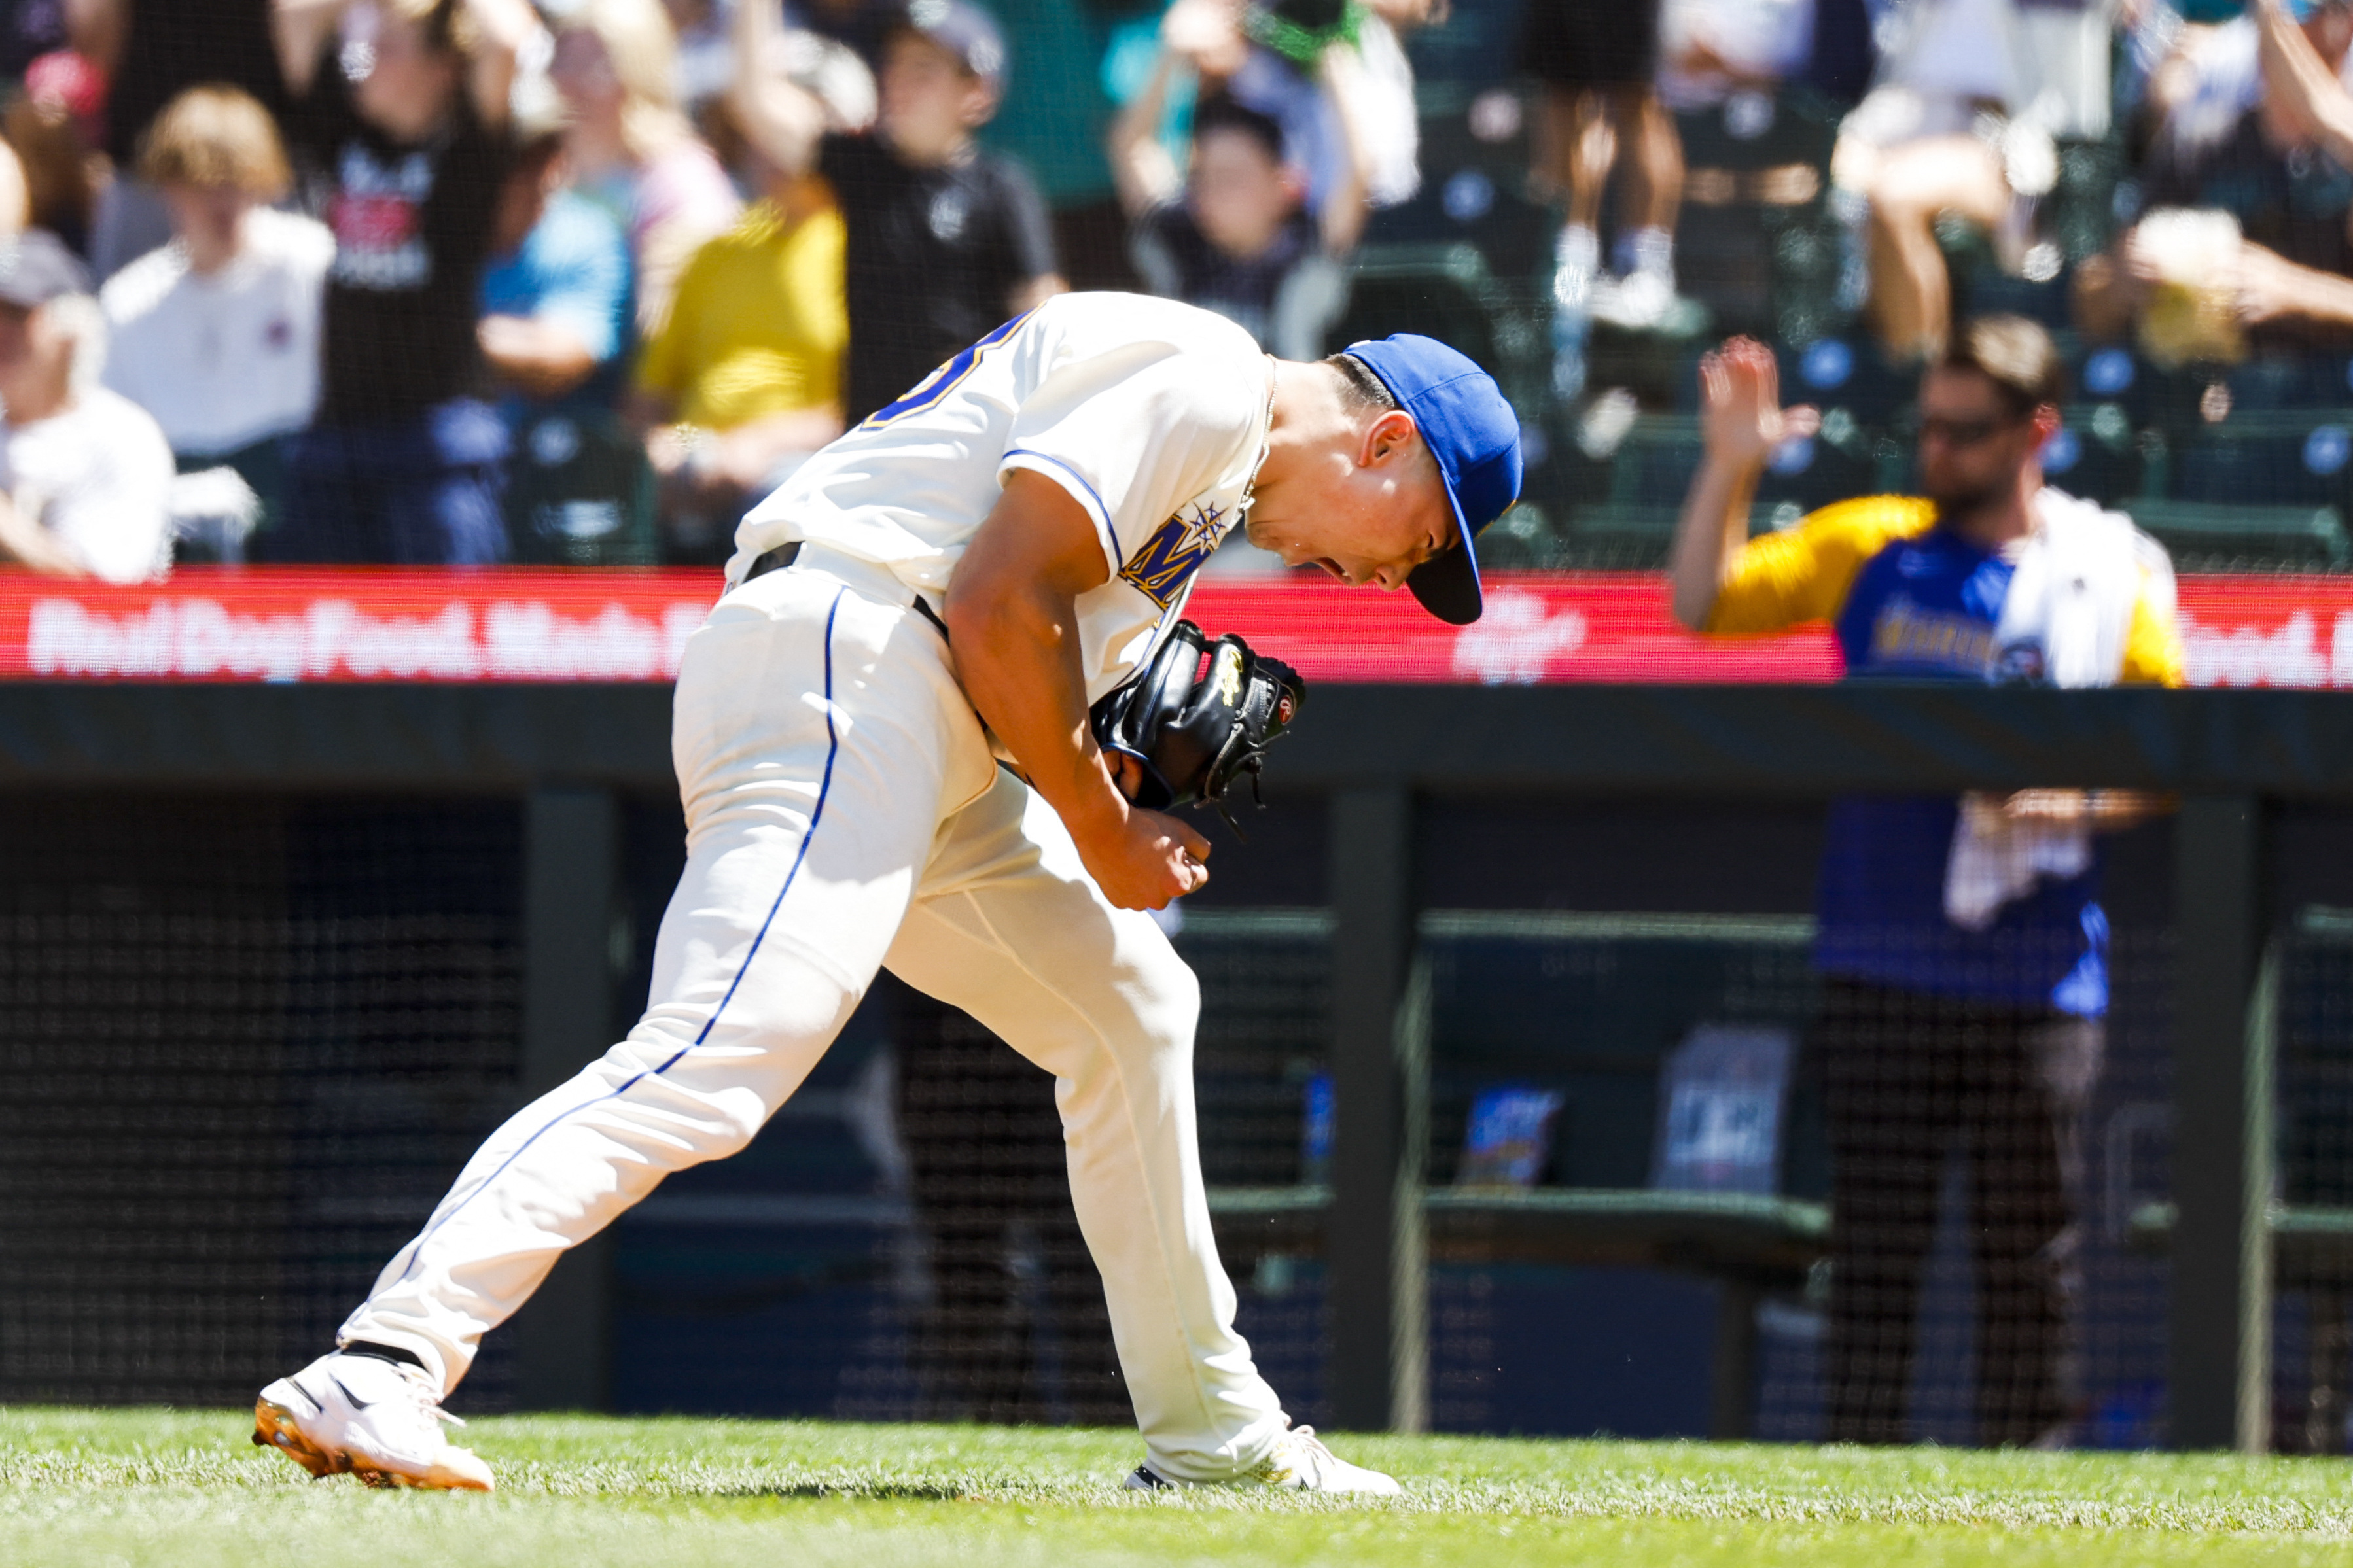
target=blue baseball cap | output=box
[1340,334,1523,625]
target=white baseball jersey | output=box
[732,292,1275,704]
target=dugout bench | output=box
[1209,1185,1828,1439]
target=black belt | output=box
[745,540,951,643]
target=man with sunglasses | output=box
[1667,316,2184,1448]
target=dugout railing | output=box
[0,680,2343,1452]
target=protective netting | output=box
[11,786,2353,1452]
[0,792,523,1410]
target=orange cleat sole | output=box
[251,1397,493,1492]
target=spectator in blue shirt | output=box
[479,124,632,417]
[478,121,650,564]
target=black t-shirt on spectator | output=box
[2147,109,2353,348]
[1130,200,1317,348]
[105,0,287,165]
[819,131,1057,423]
[287,60,511,425]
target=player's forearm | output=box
[1667,451,1758,630]
[946,577,1130,847]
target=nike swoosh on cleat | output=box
[327,1374,377,1411]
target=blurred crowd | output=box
[0,0,2349,580]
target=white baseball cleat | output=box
[252,1351,495,1491]
[1123,1426,1402,1495]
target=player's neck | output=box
[1255,358,1351,500]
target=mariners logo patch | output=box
[1119,502,1233,609]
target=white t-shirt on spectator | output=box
[1659,0,1816,112]
[4,387,175,582]
[99,207,334,457]
[2158,14,2353,159]
[1858,0,2117,143]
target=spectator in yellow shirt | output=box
[1669,316,2181,1448]
[631,183,847,565]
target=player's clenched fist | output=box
[1076,805,1211,912]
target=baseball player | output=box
[251,290,1522,1493]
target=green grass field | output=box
[5,1409,2353,1567]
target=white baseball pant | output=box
[337,547,1291,1481]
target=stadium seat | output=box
[1328,243,1506,369]
[1586,413,1875,523]
[1674,90,1839,176]
[1360,148,1554,285]
[1673,92,1847,345]
[2227,355,2353,413]
[2040,403,2146,508]
[1553,409,1886,565]
[1365,94,1554,284]
[504,411,659,567]
[2122,499,2352,572]
[2041,136,2127,265]
[2170,409,2353,512]
[2067,342,2165,429]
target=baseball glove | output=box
[1089,621,1305,831]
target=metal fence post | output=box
[1326,784,1428,1432]
[2170,795,2272,1452]
[509,785,622,1412]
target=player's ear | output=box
[1360,409,1417,469]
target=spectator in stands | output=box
[2134,0,2353,162]
[101,86,334,544]
[480,116,631,417]
[0,229,174,581]
[71,1,294,279]
[730,0,1063,427]
[1525,0,1683,388]
[266,0,537,565]
[5,48,102,257]
[548,0,741,338]
[2078,0,2353,360]
[1668,321,2182,1447]
[480,111,651,564]
[1119,0,1370,243]
[1108,62,1355,360]
[1837,0,2116,361]
[629,0,857,563]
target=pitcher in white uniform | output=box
[252,292,1524,1493]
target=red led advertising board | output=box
[0,567,2344,687]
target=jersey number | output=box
[860,309,1036,429]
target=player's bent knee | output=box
[1122,941,1202,1053]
